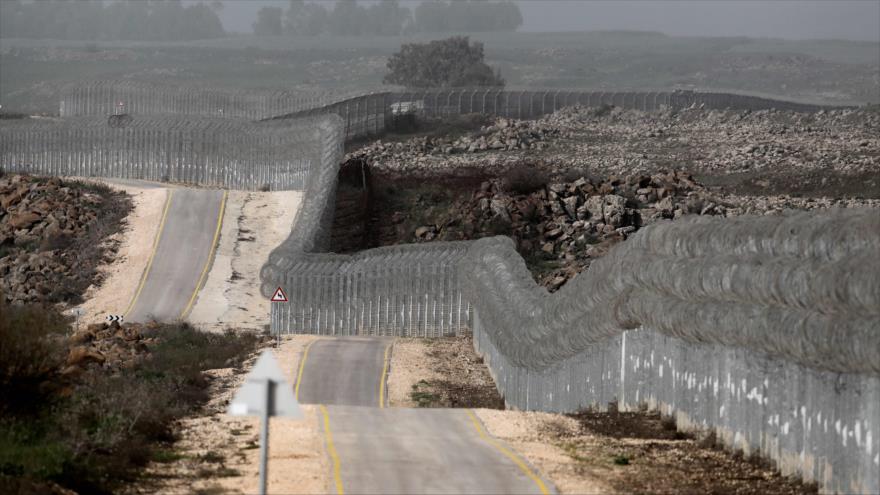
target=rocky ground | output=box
[62,320,153,379]
[0,173,132,304]
[345,105,879,290]
[351,105,880,183]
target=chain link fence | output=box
[57,80,356,120]
[0,115,322,190]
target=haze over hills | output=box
[209,0,880,41]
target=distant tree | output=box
[285,0,329,36]
[253,6,284,36]
[364,0,412,36]
[283,0,411,37]
[327,0,364,36]
[414,0,522,33]
[0,0,226,41]
[384,36,505,88]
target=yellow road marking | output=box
[319,405,345,495]
[180,190,228,319]
[124,189,173,318]
[378,342,392,408]
[465,409,551,495]
[295,340,317,401]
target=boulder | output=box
[602,195,627,227]
[66,346,106,367]
[8,211,41,230]
[69,329,95,345]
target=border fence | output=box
[0,115,321,190]
[259,91,877,494]
[268,88,845,140]
[57,80,373,120]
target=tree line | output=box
[0,0,225,41]
[254,0,523,37]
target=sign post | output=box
[270,287,288,346]
[227,350,302,495]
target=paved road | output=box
[295,337,554,495]
[323,406,551,495]
[296,338,392,407]
[126,188,226,322]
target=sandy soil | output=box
[475,409,612,495]
[130,335,328,495]
[188,190,303,332]
[72,182,168,325]
[386,339,442,407]
[387,336,504,409]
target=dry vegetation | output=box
[0,301,264,495]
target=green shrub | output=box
[0,311,262,494]
[0,300,69,414]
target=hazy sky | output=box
[213,0,880,41]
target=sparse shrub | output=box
[0,315,261,494]
[502,164,549,195]
[0,300,69,414]
[591,104,615,117]
[560,167,599,184]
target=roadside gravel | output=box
[188,190,303,332]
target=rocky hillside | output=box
[347,105,880,198]
[0,174,131,304]
[369,166,877,291]
[346,104,880,291]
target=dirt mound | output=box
[0,174,131,304]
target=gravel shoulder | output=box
[188,190,302,332]
[387,336,503,409]
[129,335,327,495]
[73,182,167,325]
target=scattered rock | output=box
[0,174,131,305]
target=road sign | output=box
[270,287,288,303]
[106,314,124,323]
[227,350,302,495]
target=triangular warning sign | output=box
[271,287,288,302]
[227,350,302,418]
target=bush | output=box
[502,164,549,195]
[384,36,505,89]
[0,299,69,414]
[0,312,261,494]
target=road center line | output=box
[295,340,317,401]
[465,409,551,495]
[124,189,173,318]
[319,405,345,495]
[378,342,392,408]
[180,189,227,319]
